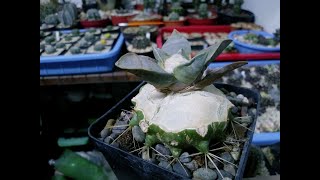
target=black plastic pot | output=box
[88,82,260,180]
[218,9,255,25]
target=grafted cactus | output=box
[131,36,151,49]
[58,3,78,26]
[87,9,101,20]
[115,30,247,157]
[168,12,180,21]
[198,3,208,18]
[45,14,59,25]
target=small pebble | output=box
[193,168,217,180]
[224,164,236,176]
[179,152,191,163]
[155,144,172,156]
[216,170,233,180]
[183,160,198,171]
[173,162,191,177]
[231,151,240,161]
[110,142,119,148]
[219,152,235,164]
[112,120,128,134]
[132,125,145,143]
[104,136,113,144]
[241,106,248,116]
[109,133,118,139]
[229,92,237,97]
[231,106,238,114]
[236,94,244,101]
[208,157,223,169]
[242,97,249,104]
[100,119,115,138]
[158,161,173,171]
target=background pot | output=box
[218,9,255,25]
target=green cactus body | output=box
[56,42,66,49]
[233,0,244,15]
[45,36,55,44]
[84,33,95,42]
[87,9,101,20]
[168,12,180,21]
[198,3,208,18]
[70,47,81,54]
[115,30,247,158]
[79,40,90,48]
[58,9,74,26]
[94,44,105,51]
[45,14,59,25]
[132,36,151,49]
[63,3,78,20]
[65,35,72,41]
[45,45,57,54]
[71,29,80,36]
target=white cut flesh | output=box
[132,84,234,133]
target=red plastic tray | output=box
[156,26,280,61]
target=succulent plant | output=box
[45,36,55,44]
[273,28,280,42]
[94,43,105,51]
[64,35,72,42]
[198,3,209,19]
[87,9,101,20]
[57,3,78,26]
[40,31,45,38]
[168,12,180,21]
[131,36,151,49]
[84,33,95,42]
[45,14,59,25]
[40,43,45,50]
[233,0,244,15]
[40,1,58,23]
[88,28,96,33]
[79,40,90,48]
[115,30,247,158]
[56,42,66,49]
[104,33,111,39]
[71,29,80,36]
[70,47,81,54]
[45,45,57,54]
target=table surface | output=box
[40,71,141,86]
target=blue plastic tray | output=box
[209,60,280,146]
[228,30,280,53]
[40,30,124,76]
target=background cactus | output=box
[40,1,59,23]
[168,12,180,21]
[94,44,105,51]
[87,9,101,20]
[45,45,57,54]
[131,36,151,49]
[233,0,244,15]
[57,3,78,26]
[70,47,81,54]
[45,14,59,25]
[198,3,208,18]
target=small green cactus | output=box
[84,33,95,42]
[79,40,90,48]
[56,42,66,49]
[40,44,45,50]
[233,0,244,15]
[45,45,57,54]
[198,3,208,18]
[168,12,180,21]
[71,29,80,36]
[45,14,59,25]
[88,28,96,33]
[131,36,151,49]
[94,44,105,51]
[70,47,81,54]
[87,9,101,20]
[45,36,55,44]
[64,36,72,42]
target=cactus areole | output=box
[115,30,247,158]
